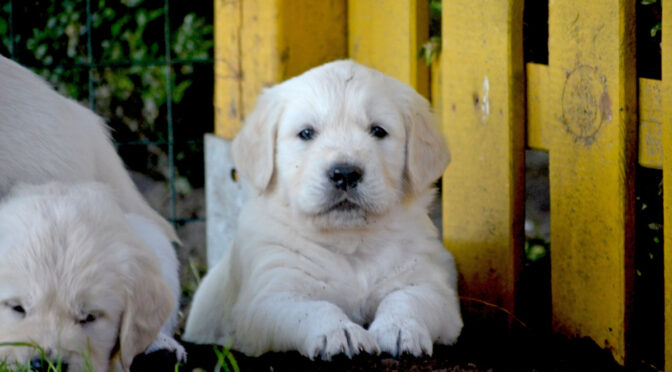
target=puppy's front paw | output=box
[146,333,187,362]
[368,317,432,357]
[302,322,379,361]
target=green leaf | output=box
[418,36,441,66]
[526,244,547,262]
[172,80,192,103]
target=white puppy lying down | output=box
[0,55,184,367]
[0,183,175,371]
[184,60,463,360]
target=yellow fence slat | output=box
[348,0,429,97]
[526,62,551,151]
[431,57,441,114]
[547,1,637,364]
[214,0,242,139]
[528,68,662,169]
[663,1,672,370]
[214,0,347,139]
[639,78,662,169]
[441,0,525,312]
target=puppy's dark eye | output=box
[298,127,316,141]
[369,125,388,139]
[78,313,97,325]
[4,302,25,317]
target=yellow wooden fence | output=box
[212,0,670,368]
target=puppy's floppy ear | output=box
[117,251,173,370]
[402,88,450,194]
[232,88,285,193]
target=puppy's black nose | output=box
[30,357,68,372]
[328,164,363,191]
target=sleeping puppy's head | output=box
[0,183,173,372]
[233,60,450,229]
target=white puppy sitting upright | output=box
[184,60,463,360]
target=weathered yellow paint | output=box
[348,0,429,97]
[214,0,347,139]
[547,1,636,364]
[213,0,242,139]
[430,56,441,115]
[662,1,672,370]
[526,62,551,151]
[528,69,661,169]
[441,0,525,312]
[639,78,662,169]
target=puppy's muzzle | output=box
[327,163,363,191]
[30,356,68,372]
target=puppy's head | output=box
[0,183,173,372]
[233,60,449,229]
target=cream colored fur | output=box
[0,55,184,370]
[184,60,462,360]
[0,183,173,371]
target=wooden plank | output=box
[214,0,347,139]
[638,78,662,169]
[528,69,661,168]
[441,0,525,312]
[526,62,551,151]
[276,1,347,79]
[214,0,242,139]
[547,1,637,364]
[348,0,429,97]
[431,56,441,114]
[662,1,672,370]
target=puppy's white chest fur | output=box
[260,214,429,325]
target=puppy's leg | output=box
[237,294,379,360]
[368,283,462,357]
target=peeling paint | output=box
[599,91,612,122]
[481,76,490,123]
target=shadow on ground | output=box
[131,309,648,372]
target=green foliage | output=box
[524,238,549,263]
[0,342,92,372]
[1,0,213,188]
[641,0,662,37]
[213,346,240,372]
[418,36,441,67]
[419,0,442,66]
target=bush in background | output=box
[0,0,214,192]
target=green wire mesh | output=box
[5,0,212,227]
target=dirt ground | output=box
[131,313,639,372]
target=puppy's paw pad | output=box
[369,318,432,357]
[303,322,378,360]
[146,333,187,362]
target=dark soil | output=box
[131,311,654,372]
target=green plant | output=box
[213,346,239,372]
[418,0,442,66]
[524,237,549,263]
[641,0,662,37]
[0,342,93,372]
[1,0,214,189]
